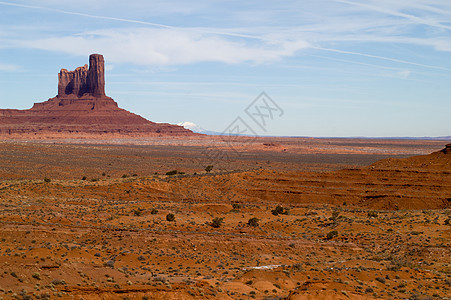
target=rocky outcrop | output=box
[87,54,106,97]
[58,65,87,97]
[443,144,451,154]
[0,54,195,137]
[57,54,105,98]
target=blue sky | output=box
[0,0,450,137]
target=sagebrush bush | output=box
[211,217,224,228]
[326,230,338,240]
[272,205,289,216]
[166,213,175,222]
[248,217,259,227]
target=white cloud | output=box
[333,0,451,30]
[1,0,450,70]
[0,63,20,71]
[397,70,411,79]
[17,28,310,66]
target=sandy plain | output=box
[0,136,449,299]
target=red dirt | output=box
[0,140,449,299]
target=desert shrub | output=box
[326,230,338,240]
[32,272,41,280]
[165,170,185,175]
[82,176,87,180]
[122,174,128,178]
[205,165,214,173]
[150,208,158,215]
[44,178,51,183]
[133,208,143,216]
[444,218,451,225]
[386,256,409,271]
[330,211,340,221]
[247,217,259,227]
[232,203,241,209]
[292,263,302,271]
[272,205,289,216]
[375,277,386,284]
[104,260,115,268]
[166,213,175,222]
[368,211,378,218]
[211,217,224,228]
[51,279,66,285]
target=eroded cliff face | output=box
[57,54,105,98]
[87,54,106,97]
[0,54,195,137]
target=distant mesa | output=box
[444,143,451,154]
[370,143,451,171]
[0,54,195,137]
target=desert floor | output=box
[0,136,449,299]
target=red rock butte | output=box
[0,54,194,137]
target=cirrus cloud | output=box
[15,28,310,66]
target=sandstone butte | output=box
[0,54,195,137]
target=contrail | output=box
[2,0,449,73]
[0,1,264,40]
[333,0,451,31]
[313,46,451,72]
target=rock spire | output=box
[57,54,106,98]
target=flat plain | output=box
[0,137,449,299]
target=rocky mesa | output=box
[0,54,194,137]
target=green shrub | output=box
[375,277,386,284]
[326,230,338,240]
[330,211,340,221]
[368,211,378,218]
[211,217,224,228]
[232,203,241,210]
[272,205,289,216]
[247,217,259,227]
[166,213,175,222]
[165,170,185,175]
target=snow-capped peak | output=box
[177,121,207,133]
